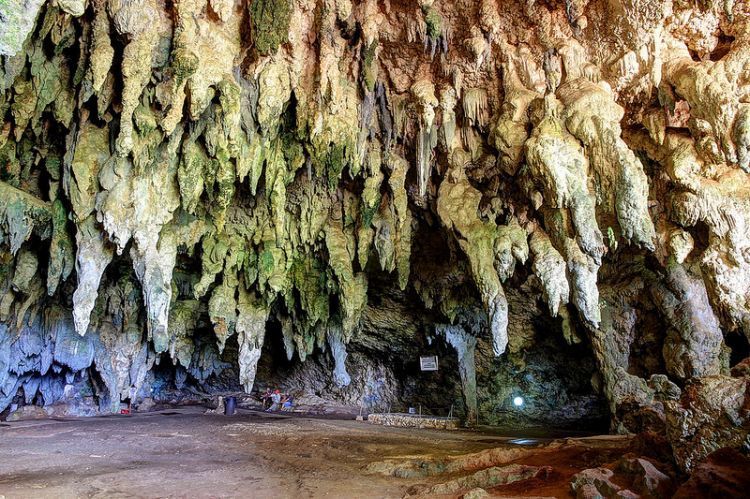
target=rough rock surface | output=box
[571,457,675,499]
[664,374,750,472]
[673,448,750,498]
[0,0,749,479]
[408,463,551,497]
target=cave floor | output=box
[0,408,630,498]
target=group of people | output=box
[261,388,294,412]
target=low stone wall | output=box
[367,413,461,430]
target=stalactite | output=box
[327,321,351,388]
[412,80,438,198]
[462,88,488,129]
[236,288,268,393]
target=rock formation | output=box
[1,0,749,476]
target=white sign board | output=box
[420,355,439,371]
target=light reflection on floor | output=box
[507,438,540,445]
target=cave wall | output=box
[1,0,750,470]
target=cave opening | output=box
[727,330,750,368]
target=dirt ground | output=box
[0,408,630,498]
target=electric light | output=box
[513,396,524,407]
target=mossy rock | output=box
[250,0,293,56]
[422,6,443,41]
[362,41,379,92]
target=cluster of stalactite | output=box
[0,0,749,470]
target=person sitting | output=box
[281,394,294,411]
[266,389,282,412]
[261,387,272,410]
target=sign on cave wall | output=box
[420,356,439,371]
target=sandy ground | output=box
[0,408,629,498]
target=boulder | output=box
[462,488,489,499]
[673,448,750,498]
[571,457,674,499]
[664,376,750,472]
[616,457,674,498]
[6,404,49,421]
[730,357,750,378]
[571,467,626,498]
[411,464,551,497]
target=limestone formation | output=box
[437,323,477,424]
[0,0,749,480]
[665,374,750,472]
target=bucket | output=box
[224,396,236,416]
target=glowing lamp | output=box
[513,396,524,407]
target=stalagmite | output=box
[437,324,477,425]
